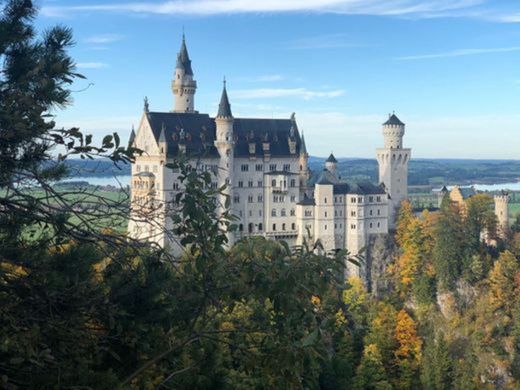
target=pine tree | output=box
[353,344,393,390]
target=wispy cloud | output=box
[76,62,109,69]
[256,74,284,82]
[41,0,489,19]
[84,34,125,44]
[397,46,520,60]
[233,87,345,100]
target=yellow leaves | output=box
[311,295,321,307]
[488,251,520,314]
[335,308,348,328]
[343,276,367,309]
[0,261,28,277]
[395,309,422,365]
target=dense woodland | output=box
[2,1,520,389]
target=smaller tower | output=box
[214,79,235,241]
[494,191,510,239]
[325,153,338,177]
[172,34,197,113]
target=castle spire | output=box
[128,124,136,147]
[217,78,232,118]
[143,96,149,113]
[176,33,193,75]
[301,131,308,155]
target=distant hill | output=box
[61,157,520,187]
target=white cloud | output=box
[84,34,125,44]
[76,62,110,69]
[233,87,345,100]
[41,0,489,18]
[397,46,520,60]
[257,74,284,82]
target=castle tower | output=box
[299,131,310,197]
[214,80,235,241]
[325,153,338,177]
[494,191,509,239]
[376,113,411,228]
[172,34,197,113]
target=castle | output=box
[128,35,410,275]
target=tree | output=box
[488,250,520,315]
[420,334,453,390]
[394,309,422,389]
[353,344,393,390]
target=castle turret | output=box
[298,129,310,197]
[494,191,509,239]
[214,80,234,240]
[172,34,197,113]
[325,153,337,176]
[376,113,411,228]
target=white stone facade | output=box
[128,36,410,274]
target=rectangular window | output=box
[369,196,374,202]
[248,180,253,187]
[234,195,240,203]
[241,164,249,172]
[290,209,295,216]
[290,195,296,202]
[269,164,277,172]
[283,164,290,171]
[258,195,263,202]
[248,195,253,203]
[258,180,263,187]
[255,164,263,171]
[290,179,296,187]
[238,181,243,188]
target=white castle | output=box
[128,36,411,275]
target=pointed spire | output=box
[217,78,232,118]
[176,33,193,75]
[383,112,404,126]
[144,96,149,113]
[128,124,136,146]
[326,153,337,163]
[159,123,166,143]
[300,131,308,155]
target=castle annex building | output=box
[128,36,411,275]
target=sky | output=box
[34,0,520,159]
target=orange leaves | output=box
[395,309,422,364]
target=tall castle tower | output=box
[494,191,510,239]
[376,113,411,227]
[172,34,197,113]
[214,80,234,241]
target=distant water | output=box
[472,182,520,192]
[61,176,131,187]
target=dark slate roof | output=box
[459,186,476,199]
[441,186,449,192]
[266,171,299,176]
[316,169,337,185]
[297,195,316,206]
[128,128,136,146]
[301,132,308,155]
[176,35,193,75]
[144,112,304,158]
[326,153,337,163]
[332,181,386,195]
[383,113,404,126]
[217,83,232,118]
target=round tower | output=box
[494,191,509,239]
[214,80,234,241]
[325,153,338,176]
[382,113,405,149]
[376,113,411,228]
[172,34,197,113]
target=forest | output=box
[2,1,520,388]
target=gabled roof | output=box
[383,113,404,126]
[326,153,337,163]
[316,169,337,185]
[332,181,386,195]
[176,34,193,76]
[144,112,305,158]
[458,186,476,199]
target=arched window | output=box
[248,223,253,233]
[258,223,263,231]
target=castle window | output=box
[258,195,263,202]
[249,210,253,217]
[282,223,286,231]
[259,223,263,231]
[259,210,262,217]
[248,180,253,187]
[377,222,381,228]
[291,223,295,230]
[248,195,253,203]
[239,224,243,232]
[377,196,382,202]
[272,209,277,217]
[370,210,373,216]
[351,211,356,217]
[248,223,253,233]
[281,209,286,217]
[325,212,327,217]
[325,225,327,230]
[369,196,374,202]
[234,195,240,203]
[241,164,249,172]
[269,164,277,171]
[290,179,296,187]
[258,180,263,187]
[273,224,276,231]
[351,224,356,230]
[351,197,356,203]
[271,179,276,187]
[377,209,381,216]
[173,182,179,190]
[324,198,327,204]
[358,197,363,203]
[290,209,295,216]
[256,164,263,171]
[290,195,296,202]
[283,164,290,172]
[238,181,243,188]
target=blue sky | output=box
[36,0,520,159]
